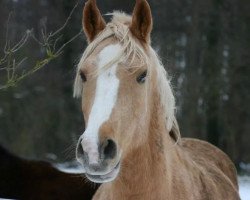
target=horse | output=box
[0,144,99,200]
[75,0,240,199]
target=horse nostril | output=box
[76,138,85,159]
[102,139,117,160]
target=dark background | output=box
[0,0,249,170]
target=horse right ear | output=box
[130,0,153,43]
[82,0,106,43]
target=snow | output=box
[239,175,250,200]
[56,162,85,174]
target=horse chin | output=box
[85,161,120,183]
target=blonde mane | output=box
[74,11,178,136]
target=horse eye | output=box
[80,71,87,82]
[136,70,147,84]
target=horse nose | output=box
[101,138,117,160]
[76,137,117,165]
[76,137,99,165]
[76,138,85,160]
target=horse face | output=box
[76,38,152,183]
[76,0,153,183]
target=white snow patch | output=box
[239,175,250,200]
[55,162,85,174]
[0,198,17,200]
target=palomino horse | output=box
[75,0,240,199]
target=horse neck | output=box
[110,94,180,198]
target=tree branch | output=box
[0,2,81,90]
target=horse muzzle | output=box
[76,137,121,183]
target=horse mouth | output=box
[85,161,120,183]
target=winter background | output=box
[0,0,249,199]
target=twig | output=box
[50,1,79,37]
[55,30,82,56]
[0,2,81,90]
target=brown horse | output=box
[75,0,240,199]
[0,145,99,200]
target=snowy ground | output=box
[239,175,250,200]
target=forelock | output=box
[74,11,149,97]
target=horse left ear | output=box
[82,0,106,43]
[130,0,153,43]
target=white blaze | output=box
[81,44,121,164]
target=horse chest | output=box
[92,181,171,200]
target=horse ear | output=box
[130,0,153,43]
[82,0,106,42]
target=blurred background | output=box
[0,0,249,173]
